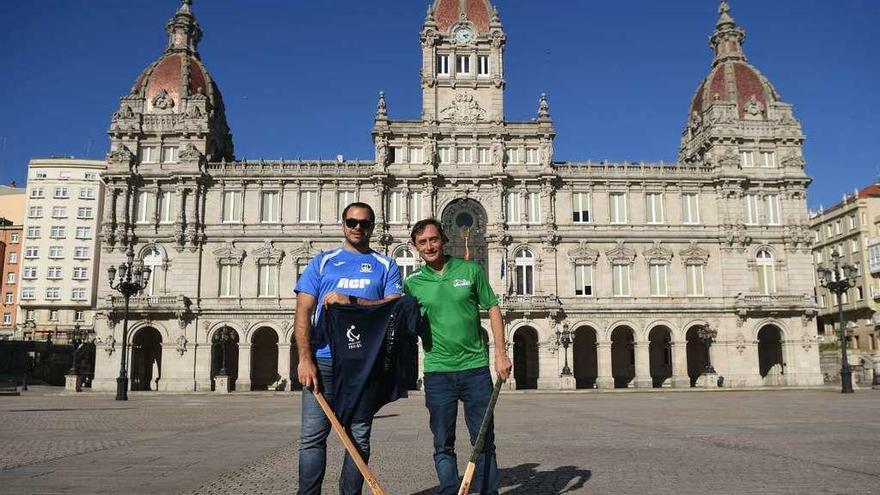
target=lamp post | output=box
[556,324,573,377]
[817,250,858,394]
[107,246,151,401]
[67,324,86,376]
[697,325,717,375]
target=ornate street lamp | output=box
[213,328,235,377]
[556,324,573,377]
[67,325,86,375]
[817,250,859,394]
[107,246,151,401]
[697,325,717,375]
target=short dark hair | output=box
[410,218,448,243]
[341,202,375,223]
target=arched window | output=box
[514,248,535,296]
[756,249,776,295]
[141,246,164,296]
[393,246,418,280]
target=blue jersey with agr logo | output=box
[294,247,402,358]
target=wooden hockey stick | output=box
[457,377,505,495]
[313,390,386,495]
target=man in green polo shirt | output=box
[404,218,512,495]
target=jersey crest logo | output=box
[453,279,472,288]
[359,263,373,273]
[346,324,362,350]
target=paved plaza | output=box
[1,387,879,494]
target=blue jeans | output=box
[424,366,499,495]
[297,358,374,495]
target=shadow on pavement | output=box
[409,462,592,494]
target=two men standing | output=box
[294,205,511,495]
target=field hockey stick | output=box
[457,376,505,495]
[313,390,386,495]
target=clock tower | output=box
[420,0,506,123]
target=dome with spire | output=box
[433,0,497,34]
[688,1,781,121]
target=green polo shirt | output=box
[404,256,499,373]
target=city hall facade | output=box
[92,0,822,392]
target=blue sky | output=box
[0,0,877,210]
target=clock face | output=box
[454,28,473,44]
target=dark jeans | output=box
[424,366,499,495]
[297,358,373,495]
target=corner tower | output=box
[420,0,506,123]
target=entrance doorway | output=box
[513,327,539,390]
[686,327,706,387]
[130,327,162,391]
[572,326,598,389]
[758,325,785,380]
[250,327,279,391]
[648,326,672,388]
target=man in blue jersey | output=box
[294,202,402,495]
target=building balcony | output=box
[107,294,188,311]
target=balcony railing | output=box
[735,293,813,309]
[108,294,186,310]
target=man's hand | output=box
[494,351,512,380]
[323,291,352,307]
[298,357,319,392]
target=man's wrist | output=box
[349,295,358,305]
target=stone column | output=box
[596,342,614,389]
[277,343,291,391]
[634,341,653,388]
[237,344,252,392]
[671,341,690,388]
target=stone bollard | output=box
[65,374,82,393]
[559,376,576,390]
[214,375,231,394]
[696,372,719,389]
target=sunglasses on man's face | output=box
[344,218,374,229]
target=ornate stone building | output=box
[92,0,822,392]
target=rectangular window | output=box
[222,191,241,223]
[47,267,62,279]
[20,288,35,300]
[387,191,404,224]
[456,55,470,75]
[851,239,860,254]
[410,192,423,222]
[391,146,406,164]
[52,206,67,218]
[437,55,449,75]
[219,264,240,297]
[28,206,43,218]
[158,191,174,223]
[136,191,153,224]
[261,191,280,223]
[526,148,539,165]
[2,314,10,326]
[4,293,12,305]
[649,264,668,296]
[744,194,759,225]
[50,226,66,239]
[161,145,179,163]
[73,267,88,279]
[765,195,780,225]
[505,192,520,224]
[53,187,68,199]
[757,264,776,295]
[26,310,34,321]
[610,193,628,224]
[506,148,520,164]
[10,233,18,243]
[24,247,39,259]
[49,246,63,259]
[526,192,541,224]
[459,147,474,164]
[572,192,591,223]
[26,226,40,238]
[338,190,356,219]
[7,252,16,264]
[30,187,44,199]
[77,207,94,219]
[258,264,278,297]
[857,286,864,301]
[682,193,700,224]
[139,146,158,163]
[439,147,453,164]
[71,288,87,301]
[761,151,776,168]
[815,251,823,264]
[46,287,60,300]
[612,264,631,297]
[478,147,491,164]
[409,147,424,164]
[574,265,593,296]
[74,247,89,259]
[478,55,489,76]
[49,310,59,322]
[22,267,37,279]
[646,193,665,224]
[5,272,14,284]
[826,224,833,237]
[835,221,841,235]
[84,172,96,181]
[299,191,319,223]
[74,310,84,322]
[75,227,92,239]
[686,265,705,296]
[849,215,856,231]
[741,151,755,168]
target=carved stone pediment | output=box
[439,92,486,124]
[252,241,284,264]
[151,89,175,112]
[643,241,673,265]
[567,241,599,265]
[178,143,203,162]
[680,241,710,266]
[720,223,752,251]
[717,149,739,168]
[781,154,806,169]
[107,145,135,166]
[213,242,245,265]
[605,241,636,265]
[289,240,314,260]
